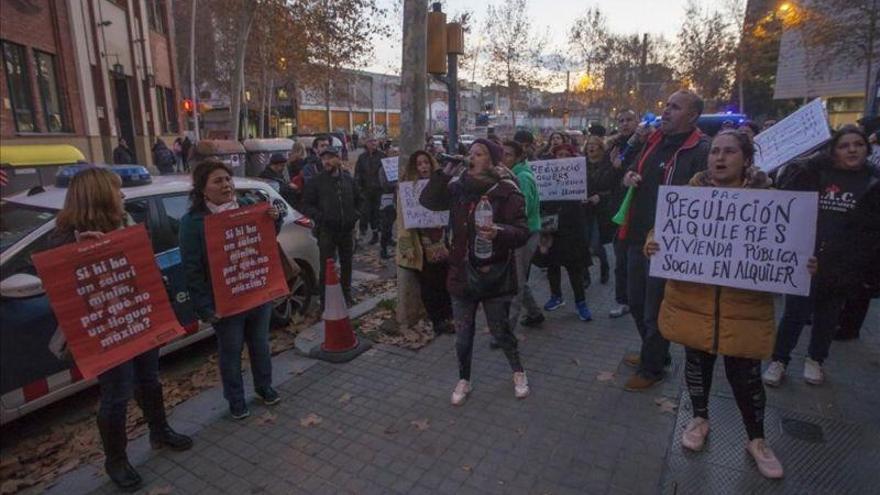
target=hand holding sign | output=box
[32,225,184,379]
[381,157,399,183]
[649,186,818,296]
[531,157,588,201]
[400,180,449,229]
[204,203,289,317]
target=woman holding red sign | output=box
[51,168,192,492]
[178,159,281,420]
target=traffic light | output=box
[181,98,194,114]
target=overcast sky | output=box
[367,0,702,79]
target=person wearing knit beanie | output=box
[471,138,504,167]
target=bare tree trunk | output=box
[397,0,428,327]
[258,62,267,138]
[864,0,877,115]
[267,76,275,137]
[189,0,200,140]
[230,0,256,141]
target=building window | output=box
[2,41,36,132]
[147,0,167,34]
[155,86,168,133]
[34,51,67,133]
[164,87,178,133]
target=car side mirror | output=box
[0,273,46,298]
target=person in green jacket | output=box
[502,139,545,335]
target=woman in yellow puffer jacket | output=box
[644,130,817,480]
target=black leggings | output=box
[685,347,766,440]
[548,262,585,303]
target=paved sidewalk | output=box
[45,261,880,494]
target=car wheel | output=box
[271,262,315,327]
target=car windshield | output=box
[0,201,58,254]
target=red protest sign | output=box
[204,202,288,317]
[32,224,185,379]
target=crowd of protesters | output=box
[406,89,879,480]
[46,87,879,490]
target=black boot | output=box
[369,231,379,245]
[97,415,142,492]
[138,384,193,451]
[600,262,610,285]
[380,246,391,259]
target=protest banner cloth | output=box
[530,157,588,201]
[32,224,184,379]
[649,186,818,296]
[754,98,831,172]
[204,202,289,317]
[381,157,399,182]
[399,179,449,229]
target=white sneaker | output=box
[451,379,471,406]
[681,417,710,451]
[513,372,530,399]
[803,358,824,385]
[609,304,630,318]
[747,439,784,479]
[762,361,786,387]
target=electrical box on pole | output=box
[427,4,447,75]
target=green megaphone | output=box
[612,187,635,225]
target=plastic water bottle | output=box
[474,196,494,260]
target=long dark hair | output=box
[189,159,233,213]
[404,150,439,181]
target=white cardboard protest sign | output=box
[531,157,588,201]
[381,157,399,182]
[399,179,449,229]
[754,98,831,172]
[649,186,818,296]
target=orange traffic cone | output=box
[309,258,371,363]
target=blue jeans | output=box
[97,348,160,420]
[213,303,273,406]
[772,292,845,365]
[626,245,670,380]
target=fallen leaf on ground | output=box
[147,486,173,495]
[654,397,678,414]
[461,465,473,473]
[384,425,399,435]
[338,393,352,403]
[256,411,277,426]
[410,418,430,431]
[596,371,615,382]
[299,413,323,427]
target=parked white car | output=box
[0,169,318,424]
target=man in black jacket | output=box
[302,148,362,305]
[619,90,711,391]
[354,136,385,245]
[113,138,135,164]
[606,109,639,319]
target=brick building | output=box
[1,0,182,166]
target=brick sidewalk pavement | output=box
[45,261,879,495]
